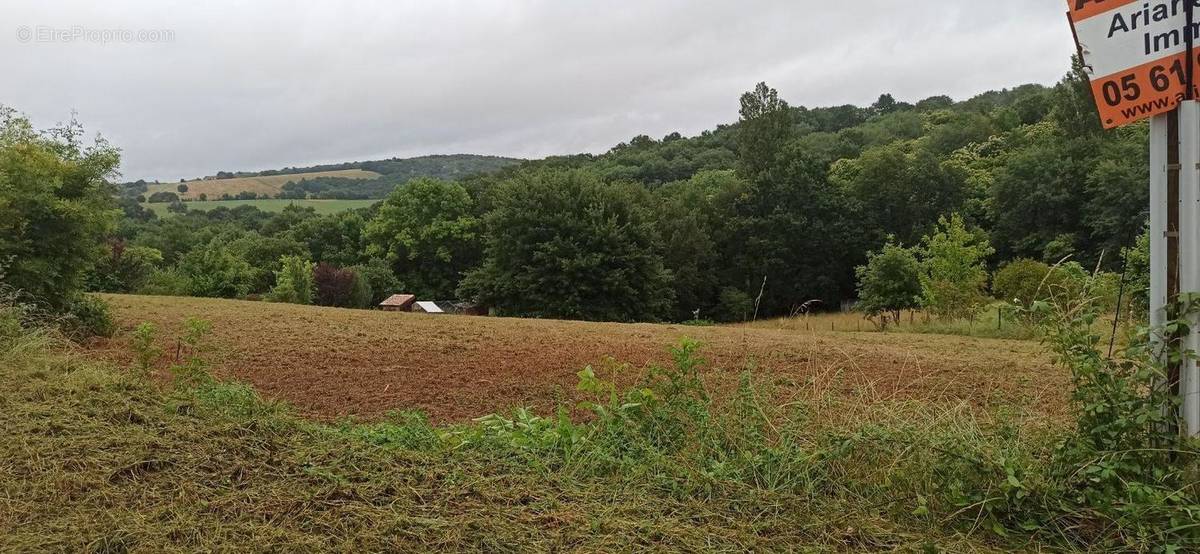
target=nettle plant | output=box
[1031,268,1200,549]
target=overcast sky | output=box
[2,1,1077,181]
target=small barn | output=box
[379,294,416,312]
[413,300,446,314]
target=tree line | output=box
[2,56,1150,325]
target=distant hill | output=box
[122,154,524,201]
[146,169,382,201]
[250,154,524,183]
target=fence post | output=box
[997,306,1002,330]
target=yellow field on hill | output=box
[145,169,381,200]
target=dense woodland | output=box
[4,58,1150,323]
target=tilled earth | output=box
[91,295,1068,423]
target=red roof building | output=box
[378,294,416,311]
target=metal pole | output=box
[1151,110,1182,435]
[1179,101,1200,437]
[1151,111,1169,429]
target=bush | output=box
[0,108,119,310]
[178,246,257,298]
[349,259,403,306]
[266,255,315,305]
[147,191,180,203]
[993,258,1056,307]
[59,294,114,339]
[139,267,192,296]
[716,287,752,322]
[87,242,164,293]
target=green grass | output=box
[142,198,378,216]
[2,309,1196,551]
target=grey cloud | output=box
[1,0,1076,181]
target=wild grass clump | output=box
[1,288,1197,551]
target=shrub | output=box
[139,267,192,296]
[266,255,315,305]
[87,241,164,293]
[1029,273,1200,549]
[349,259,402,306]
[0,108,119,310]
[147,191,180,203]
[716,287,752,322]
[59,294,114,339]
[130,322,159,375]
[993,258,1056,307]
[178,246,256,298]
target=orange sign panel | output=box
[1067,0,1199,127]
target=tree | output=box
[653,170,742,321]
[366,178,479,298]
[830,141,968,246]
[177,183,189,193]
[1050,55,1103,138]
[0,107,119,309]
[719,141,863,314]
[86,240,163,293]
[925,111,995,155]
[459,169,673,321]
[871,93,899,116]
[349,258,403,306]
[266,255,315,304]
[736,82,793,178]
[988,124,1092,263]
[177,245,257,298]
[287,211,368,268]
[147,191,179,203]
[716,287,753,322]
[313,263,370,308]
[225,232,309,292]
[917,214,994,319]
[167,200,188,214]
[855,239,921,328]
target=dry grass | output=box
[1,323,1047,552]
[145,169,381,200]
[91,294,1067,425]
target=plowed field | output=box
[91,295,1068,424]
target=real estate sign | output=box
[1067,0,1200,127]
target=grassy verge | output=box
[1,314,1195,551]
[743,308,1138,343]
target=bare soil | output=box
[91,295,1067,424]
